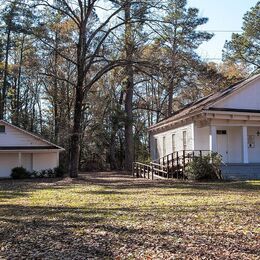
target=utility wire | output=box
[197,30,243,33]
[204,58,222,60]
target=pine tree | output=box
[223,2,260,73]
[155,0,213,116]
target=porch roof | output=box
[149,74,260,133]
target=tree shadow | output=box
[0,202,258,259]
[0,204,114,259]
[0,171,259,258]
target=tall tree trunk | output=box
[53,31,59,142]
[124,1,134,171]
[69,84,83,178]
[168,79,174,117]
[15,34,25,126]
[109,129,118,170]
[0,28,11,119]
[69,21,86,178]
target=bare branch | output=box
[39,72,76,87]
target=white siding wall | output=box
[0,122,62,177]
[194,126,210,150]
[0,154,18,177]
[33,153,58,171]
[213,79,260,110]
[0,152,59,177]
[21,153,33,172]
[150,123,194,160]
[0,123,47,146]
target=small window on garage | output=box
[0,125,5,133]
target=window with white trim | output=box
[163,136,166,156]
[0,125,5,133]
[172,134,176,152]
[183,131,187,150]
[154,138,158,158]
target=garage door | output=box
[0,153,18,178]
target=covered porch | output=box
[209,125,260,164]
[194,110,260,179]
[194,110,260,165]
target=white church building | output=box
[149,74,260,179]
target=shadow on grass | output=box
[0,203,185,258]
[0,202,259,259]
[0,172,259,258]
[0,204,114,259]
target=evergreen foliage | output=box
[223,2,260,73]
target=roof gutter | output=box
[149,111,203,133]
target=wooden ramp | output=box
[133,150,211,180]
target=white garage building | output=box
[0,120,64,178]
[149,74,260,179]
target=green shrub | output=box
[46,168,55,178]
[11,166,65,179]
[30,170,39,178]
[11,167,30,179]
[38,169,47,178]
[186,153,222,180]
[54,166,65,177]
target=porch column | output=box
[18,152,22,167]
[209,125,217,152]
[242,126,249,163]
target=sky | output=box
[187,0,258,62]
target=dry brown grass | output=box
[0,172,259,259]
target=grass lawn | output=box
[0,172,259,259]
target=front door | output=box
[217,130,228,163]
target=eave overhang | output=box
[204,109,260,121]
[148,111,204,134]
[0,148,63,153]
[149,109,260,134]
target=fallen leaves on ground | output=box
[0,172,259,259]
